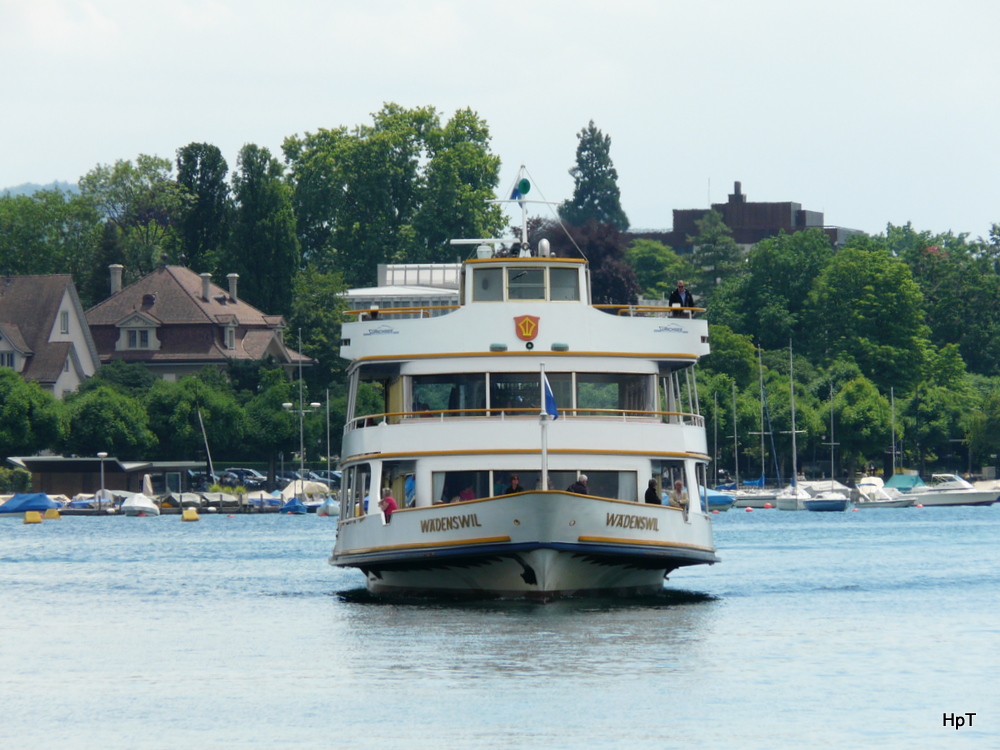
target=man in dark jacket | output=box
[567,474,589,495]
[668,280,694,317]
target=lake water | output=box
[2,506,997,749]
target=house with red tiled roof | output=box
[0,274,101,398]
[85,264,310,380]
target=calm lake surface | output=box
[2,506,997,749]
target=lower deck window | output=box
[431,469,637,503]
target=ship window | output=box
[412,374,486,417]
[432,471,491,503]
[577,373,653,415]
[343,464,372,518]
[549,267,580,301]
[489,373,539,413]
[507,268,545,300]
[473,268,503,301]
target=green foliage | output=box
[284,104,505,287]
[0,369,63,459]
[289,265,349,390]
[77,360,158,400]
[687,210,741,290]
[888,222,1000,375]
[625,239,696,299]
[175,143,231,272]
[144,376,247,460]
[222,144,299,318]
[243,368,297,460]
[61,385,156,459]
[0,467,32,493]
[78,154,189,282]
[804,237,929,392]
[559,121,629,231]
[700,325,757,390]
[0,189,103,292]
[824,376,891,475]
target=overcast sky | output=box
[3,0,998,238]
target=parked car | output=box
[222,468,267,490]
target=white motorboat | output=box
[854,477,914,508]
[121,493,160,516]
[329,170,719,599]
[903,474,999,507]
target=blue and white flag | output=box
[543,372,559,420]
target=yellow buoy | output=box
[24,511,43,524]
[181,508,200,522]
[44,508,61,520]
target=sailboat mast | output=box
[789,344,798,488]
[732,382,739,489]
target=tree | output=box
[686,210,741,292]
[700,325,757,390]
[144,376,247,460]
[176,143,231,272]
[77,359,158,401]
[804,237,929,393]
[0,369,63,459]
[243,368,298,475]
[288,265,349,390]
[78,154,189,282]
[823,375,891,478]
[559,121,629,231]
[283,104,505,286]
[0,189,103,283]
[624,239,696,300]
[887,222,1000,375]
[708,229,835,349]
[223,144,300,318]
[62,386,156,459]
[409,108,505,263]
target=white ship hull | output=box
[332,491,717,599]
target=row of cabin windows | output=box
[408,372,655,416]
[339,460,705,516]
[472,266,580,303]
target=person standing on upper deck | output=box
[668,280,694,310]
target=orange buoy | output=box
[763,502,772,509]
[744,507,754,513]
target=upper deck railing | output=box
[346,407,704,432]
[344,304,705,321]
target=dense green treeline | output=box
[3,108,1000,479]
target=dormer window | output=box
[0,352,13,368]
[60,311,70,334]
[225,326,236,350]
[128,329,151,349]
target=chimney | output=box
[109,264,124,295]
[227,273,239,302]
[200,272,211,301]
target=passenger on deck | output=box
[459,485,476,502]
[645,478,661,505]
[378,488,397,522]
[668,280,694,318]
[667,480,689,512]
[504,474,526,495]
[567,474,589,495]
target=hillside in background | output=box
[2,180,78,197]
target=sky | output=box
[2,0,998,238]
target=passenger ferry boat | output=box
[329,178,718,598]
